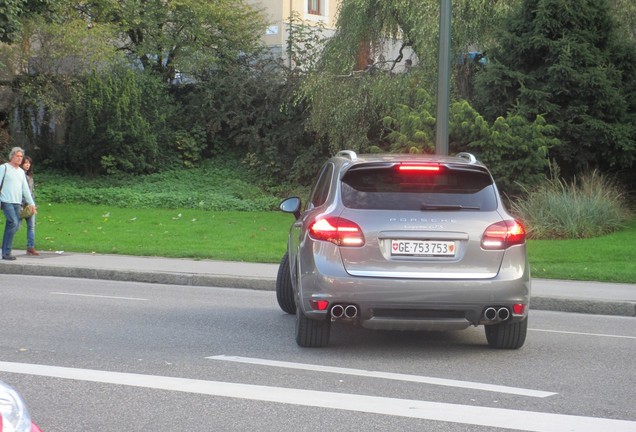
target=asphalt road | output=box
[1,275,635,432]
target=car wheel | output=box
[275,252,296,314]
[295,306,330,348]
[485,317,528,349]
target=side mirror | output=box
[279,197,301,219]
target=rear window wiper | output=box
[420,204,481,211]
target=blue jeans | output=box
[19,214,36,248]
[1,202,21,258]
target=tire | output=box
[485,317,528,349]
[275,252,296,314]
[295,306,331,348]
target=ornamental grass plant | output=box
[511,170,632,239]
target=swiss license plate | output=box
[391,240,456,256]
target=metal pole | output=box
[435,0,451,155]
[288,0,293,69]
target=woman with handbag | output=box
[19,155,39,256]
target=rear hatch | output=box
[337,161,506,279]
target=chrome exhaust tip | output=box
[497,307,510,321]
[344,305,358,319]
[484,307,497,321]
[331,305,345,319]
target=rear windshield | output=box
[341,165,497,211]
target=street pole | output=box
[435,0,451,156]
[288,0,293,69]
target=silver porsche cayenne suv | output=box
[276,151,530,349]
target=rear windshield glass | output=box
[341,165,497,211]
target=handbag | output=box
[20,204,35,219]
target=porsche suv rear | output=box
[276,151,530,349]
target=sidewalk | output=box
[1,250,634,317]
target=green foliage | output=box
[9,14,121,155]
[286,11,329,71]
[103,0,267,82]
[512,169,632,239]
[63,68,173,176]
[35,159,280,211]
[610,0,636,41]
[172,127,206,168]
[176,52,324,186]
[326,0,516,75]
[0,0,53,43]
[3,0,268,170]
[474,0,636,178]
[14,74,68,156]
[305,0,524,158]
[0,0,26,43]
[24,15,121,76]
[227,15,330,187]
[382,89,437,153]
[382,97,556,196]
[451,101,558,196]
[304,69,433,154]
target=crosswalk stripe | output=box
[207,355,556,398]
[1,361,633,432]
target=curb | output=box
[531,296,636,317]
[0,264,276,291]
[1,264,634,317]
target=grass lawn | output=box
[527,219,636,283]
[528,220,636,283]
[12,202,636,283]
[14,203,290,263]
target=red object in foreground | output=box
[0,413,43,431]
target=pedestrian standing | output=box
[0,147,36,260]
[19,155,39,255]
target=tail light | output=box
[512,303,526,315]
[397,163,442,173]
[309,217,365,247]
[481,220,526,250]
[310,300,330,310]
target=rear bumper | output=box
[300,276,530,329]
[298,247,530,330]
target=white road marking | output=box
[50,292,147,301]
[207,355,556,398]
[0,361,633,432]
[530,328,636,340]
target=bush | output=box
[450,101,558,198]
[63,68,174,176]
[511,169,631,239]
[382,98,557,197]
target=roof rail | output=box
[336,150,357,161]
[455,152,477,164]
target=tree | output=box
[303,0,520,153]
[2,0,269,170]
[5,12,123,157]
[104,0,267,82]
[322,0,516,76]
[474,0,636,178]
